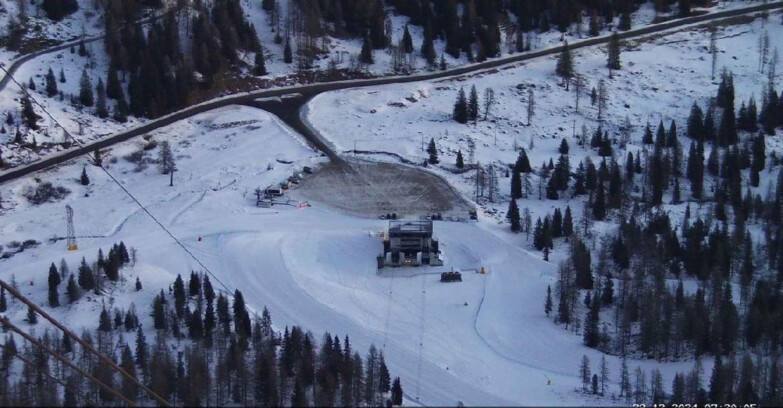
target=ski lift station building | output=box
[378,220,444,268]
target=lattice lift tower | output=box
[65,205,78,251]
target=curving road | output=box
[0,6,183,93]
[0,37,103,92]
[1,1,782,185]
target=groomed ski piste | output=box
[1,103,701,407]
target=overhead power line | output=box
[0,280,171,407]
[1,64,233,297]
[0,315,135,406]
[0,342,100,407]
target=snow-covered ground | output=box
[1,4,782,407]
[242,0,775,79]
[0,103,707,406]
[0,0,105,50]
[306,11,783,225]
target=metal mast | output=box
[65,205,77,250]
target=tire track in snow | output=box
[169,191,207,226]
[470,244,583,382]
[414,273,428,402]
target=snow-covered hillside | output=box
[1,0,774,171]
[0,102,705,406]
[1,3,783,407]
[306,11,783,224]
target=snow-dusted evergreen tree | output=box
[95,78,108,118]
[254,50,268,76]
[453,87,468,124]
[45,67,58,97]
[78,69,94,107]
[527,88,535,125]
[607,31,621,73]
[468,85,479,123]
[158,141,176,174]
[427,138,439,164]
[47,263,60,307]
[579,355,591,392]
[20,95,40,130]
[508,199,520,232]
[556,41,574,89]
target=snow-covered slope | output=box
[306,12,783,223]
[0,102,717,406]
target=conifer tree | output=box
[47,262,60,307]
[600,356,609,395]
[402,25,413,53]
[379,352,391,393]
[468,85,479,122]
[106,66,121,100]
[79,69,94,107]
[511,168,522,199]
[456,150,464,169]
[593,183,606,220]
[704,106,716,141]
[173,274,186,318]
[359,36,374,65]
[718,103,738,146]
[27,305,37,324]
[283,38,293,63]
[28,77,36,91]
[607,32,621,72]
[687,141,704,198]
[391,377,403,406]
[559,138,570,155]
[420,22,437,65]
[254,50,268,76]
[99,307,113,332]
[453,87,468,124]
[427,138,439,164]
[80,166,90,185]
[188,271,201,297]
[556,41,574,89]
[113,89,129,123]
[95,78,108,118]
[0,288,6,312]
[643,122,654,145]
[59,68,66,83]
[233,289,251,338]
[515,149,532,173]
[685,104,704,142]
[66,274,79,303]
[45,67,58,97]
[77,257,95,291]
[580,355,591,392]
[508,199,521,232]
[135,325,148,369]
[20,95,40,130]
[158,141,175,174]
[655,120,666,149]
[563,206,573,237]
[119,345,137,402]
